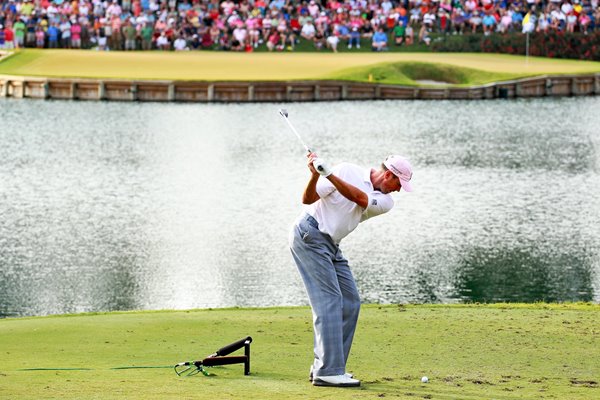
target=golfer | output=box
[289,153,413,387]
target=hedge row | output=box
[431,32,600,61]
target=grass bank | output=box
[1,304,599,399]
[1,50,600,85]
[329,61,517,86]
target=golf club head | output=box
[278,108,288,118]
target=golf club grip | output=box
[202,356,248,367]
[215,336,252,356]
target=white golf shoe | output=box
[312,374,361,387]
[309,365,353,381]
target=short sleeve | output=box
[362,192,394,220]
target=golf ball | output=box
[421,376,429,383]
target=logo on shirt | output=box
[371,199,378,206]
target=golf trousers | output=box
[289,213,361,377]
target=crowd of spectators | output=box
[0,0,599,53]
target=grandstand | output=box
[0,0,598,56]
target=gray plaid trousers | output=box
[289,213,361,377]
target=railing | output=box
[1,74,599,102]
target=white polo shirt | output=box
[306,162,394,244]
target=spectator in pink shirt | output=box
[107,0,122,18]
[246,15,260,48]
[71,20,82,48]
[221,0,236,16]
[579,12,591,34]
[155,18,167,33]
[308,0,320,18]
[35,26,45,48]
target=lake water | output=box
[1,97,599,317]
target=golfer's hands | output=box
[308,153,332,177]
[313,158,332,177]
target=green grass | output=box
[1,304,599,399]
[1,49,600,85]
[329,61,517,86]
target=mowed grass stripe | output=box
[1,49,600,82]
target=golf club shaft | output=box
[278,109,325,172]
[279,110,311,154]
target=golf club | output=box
[278,108,312,154]
[278,108,325,173]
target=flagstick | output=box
[526,31,530,66]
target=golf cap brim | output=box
[384,155,413,192]
[399,177,413,192]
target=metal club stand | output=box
[175,336,253,377]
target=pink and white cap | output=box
[384,155,413,192]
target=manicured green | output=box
[1,304,599,399]
[1,49,600,85]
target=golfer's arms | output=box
[326,174,368,209]
[302,174,368,208]
[302,174,320,204]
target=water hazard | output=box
[1,97,599,317]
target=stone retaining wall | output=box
[1,74,599,102]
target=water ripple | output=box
[1,97,599,316]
